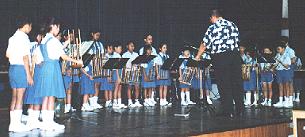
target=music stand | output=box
[161,58,184,102]
[132,55,156,65]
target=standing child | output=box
[240,46,258,106]
[155,43,171,106]
[34,17,82,131]
[259,48,274,106]
[122,42,142,107]
[88,30,104,110]
[142,46,157,107]
[293,57,303,102]
[24,32,44,130]
[179,49,196,106]
[6,16,33,132]
[273,44,292,108]
[101,45,114,107]
[80,61,95,111]
[112,44,127,109]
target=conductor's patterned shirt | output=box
[203,18,240,54]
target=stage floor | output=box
[0,101,296,137]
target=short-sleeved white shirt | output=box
[41,33,65,60]
[6,30,31,65]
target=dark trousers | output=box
[212,51,244,114]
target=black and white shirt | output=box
[203,18,239,54]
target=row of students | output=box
[239,39,302,108]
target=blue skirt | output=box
[156,79,171,86]
[94,78,102,83]
[141,77,156,88]
[260,72,273,83]
[63,75,72,90]
[180,83,190,89]
[276,70,291,84]
[9,65,27,88]
[100,78,114,91]
[80,74,95,95]
[112,69,122,82]
[34,60,66,98]
[24,65,43,105]
[243,70,257,91]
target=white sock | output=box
[279,97,283,102]
[268,99,272,102]
[135,99,139,102]
[264,98,268,102]
[66,104,71,109]
[181,92,185,102]
[128,99,133,105]
[185,91,190,102]
[114,99,118,104]
[296,93,300,99]
[118,98,122,104]
[15,110,23,122]
[289,96,293,102]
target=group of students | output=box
[239,38,303,108]
[6,17,206,133]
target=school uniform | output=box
[7,30,31,89]
[241,54,257,91]
[179,57,191,89]
[100,53,114,91]
[155,52,171,86]
[285,46,296,80]
[111,52,122,82]
[275,53,291,84]
[141,60,156,88]
[24,42,43,105]
[34,33,66,98]
[122,51,139,85]
[80,63,95,95]
[260,63,274,84]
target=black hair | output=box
[210,9,223,18]
[90,28,101,34]
[113,42,122,48]
[126,41,135,48]
[16,16,32,29]
[41,17,61,34]
[277,41,286,49]
[143,45,152,55]
[144,33,152,39]
[280,36,289,44]
[158,43,167,51]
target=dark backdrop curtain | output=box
[0,0,282,67]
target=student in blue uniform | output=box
[179,49,196,106]
[88,30,104,110]
[80,61,95,111]
[281,37,296,106]
[61,30,76,113]
[34,17,82,131]
[142,46,157,107]
[101,45,115,107]
[122,42,142,107]
[273,44,292,108]
[112,44,127,109]
[24,32,44,130]
[259,48,274,106]
[155,43,172,106]
[240,46,258,106]
[6,16,33,132]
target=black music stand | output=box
[161,58,184,102]
[132,55,156,65]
